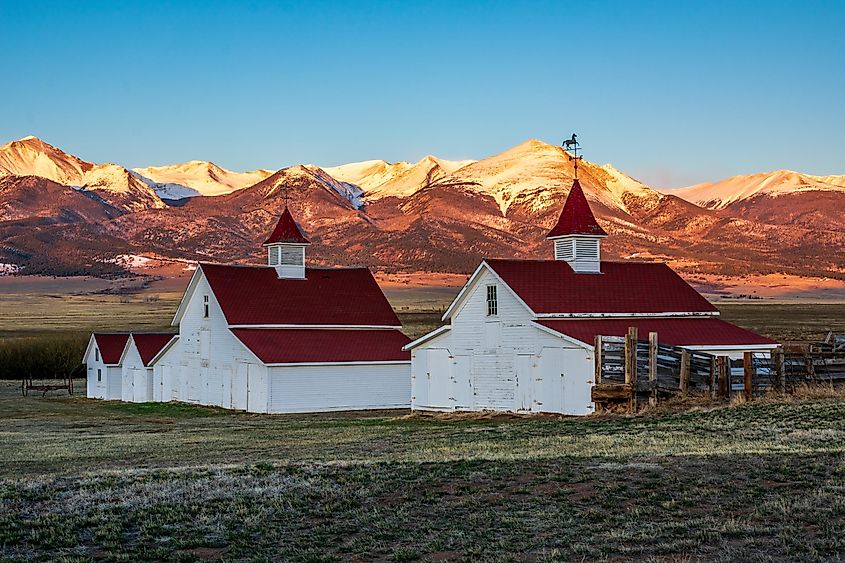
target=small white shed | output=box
[84,333,130,400]
[118,333,177,403]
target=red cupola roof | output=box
[263,207,311,246]
[546,179,607,238]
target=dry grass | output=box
[2,387,845,561]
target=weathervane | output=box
[562,133,582,179]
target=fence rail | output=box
[592,328,845,413]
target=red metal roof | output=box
[485,259,718,314]
[546,179,607,238]
[131,333,177,366]
[93,333,130,365]
[538,318,776,347]
[232,328,411,364]
[201,263,402,326]
[263,206,311,245]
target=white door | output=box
[107,369,122,400]
[121,369,133,402]
[561,348,594,415]
[515,355,535,411]
[538,348,565,413]
[221,367,233,409]
[132,368,148,402]
[232,363,248,410]
[427,349,453,409]
[452,355,473,409]
[472,353,515,411]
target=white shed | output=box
[118,333,177,403]
[84,333,130,400]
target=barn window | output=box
[486,285,498,316]
[95,348,99,362]
[203,295,209,318]
[97,369,102,382]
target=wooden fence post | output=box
[717,356,729,398]
[709,356,717,399]
[679,350,691,395]
[743,352,754,401]
[594,335,603,385]
[772,347,785,392]
[625,326,638,413]
[648,332,658,407]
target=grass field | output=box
[2,382,845,561]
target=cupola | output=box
[263,206,310,279]
[546,179,607,273]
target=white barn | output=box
[84,333,130,400]
[89,206,412,413]
[405,179,778,415]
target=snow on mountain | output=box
[0,136,93,185]
[323,156,475,200]
[299,165,364,208]
[80,163,165,210]
[674,170,845,209]
[133,161,273,198]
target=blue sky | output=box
[1,0,842,187]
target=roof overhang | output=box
[403,325,452,351]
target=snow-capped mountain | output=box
[323,156,475,200]
[0,137,163,211]
[133,161,274,199]
[0,136,93,185]
[673,170,845,209]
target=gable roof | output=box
[200,263,402,326]
[92,333,130,365]
[485,259,718,315]
[231,328,411,364]
[537,318,777,347]
[546,179,607,238]
[131,333,177,366]
[263,206,311,245]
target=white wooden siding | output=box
[267,364,410,413]
[411,265,595,415]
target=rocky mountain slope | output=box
[0,136,842,288]
[133,161,274,199]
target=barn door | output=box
[561,348,593,415]
[515,354,535,411]
[231,363,248,410]
[472,353,515,411]
[538,348,565,413]
[427,349,453,409]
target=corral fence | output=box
[591,328,845,413]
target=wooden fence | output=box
[591,328,845,413]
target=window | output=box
[486,285,498,316]
[95,348,99,362]
[203,295,209,318]
[97,369,102,382]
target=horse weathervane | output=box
[562,133,582,179]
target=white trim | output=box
[228,324,403,330]
[684,344,779,352]
[83,334,97,365]
[117,335,135,366]
[147,335,180,367]
[403,325,452,351]
[171,265,205,326]
[535,311,720,319]
[442,261,535,322]
[529,321,594,350]
[263,360,411,367]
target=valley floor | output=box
[2,382,845,561]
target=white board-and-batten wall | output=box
[152,269,411,413]
[84,337,122,400]
[119,338,155,403]
[410,267,595,415]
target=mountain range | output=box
[0,135,843,295]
